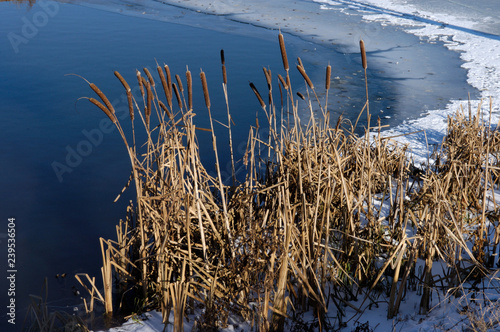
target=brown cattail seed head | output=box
[114,71,134,121]
[360,39,367,70]
[249,82,265,108]
[278,74,288,90]
[89,98,116,123]
[278,33,289,71]
[222,65,227,85]
[142,77,152,126]
[143,67,155,87]
[220,49,225,65]
[172,83,182,110]
[297,56,304,69]
[175,74,183,92]
[157,65,172,109]
[90,83,115,114]
[326,65,331,90]
[263,67,272,90]
[136,70,144,97]
[297,65,314,89]
[200,71,210,109]
[164,65,172,96]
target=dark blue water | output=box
[0,0,477,329]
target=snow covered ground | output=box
[314,0,500,163]
[70,0,500,330]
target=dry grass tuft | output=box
[77,35,500,331]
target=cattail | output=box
[136,70,144,97]
[172,83,182,110]
[360,39,367,70]
[249,82,265,108]
[141,76,152,127]
[89,83,115,114]
[278,32,289,71]
[175,74,183,92]
[221,49,227,85]
[222,65,227,85]
[263,67,272,90]
[157,65,172,110]
[278,74,288,90]
[114,71,130,92]
[143,67,155,87]
[297,56,304,69]
[158,100,172,119]
[89,97,116,123]
[164,65,172,96]
[114,71,134,121]
[297,65,314,89]
[200,71,210,109]
[325,65,331,90]
[220,49,225,65]
[186,68,193,110]
[296,91,305,100]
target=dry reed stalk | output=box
[186,68,193,110]
[99,238,113,314]
[360,39,370,129]
[83,36,500,331]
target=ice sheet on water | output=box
[315,0,500,163]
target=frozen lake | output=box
[1,0,498,330]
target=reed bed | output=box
[77,34,500,331]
